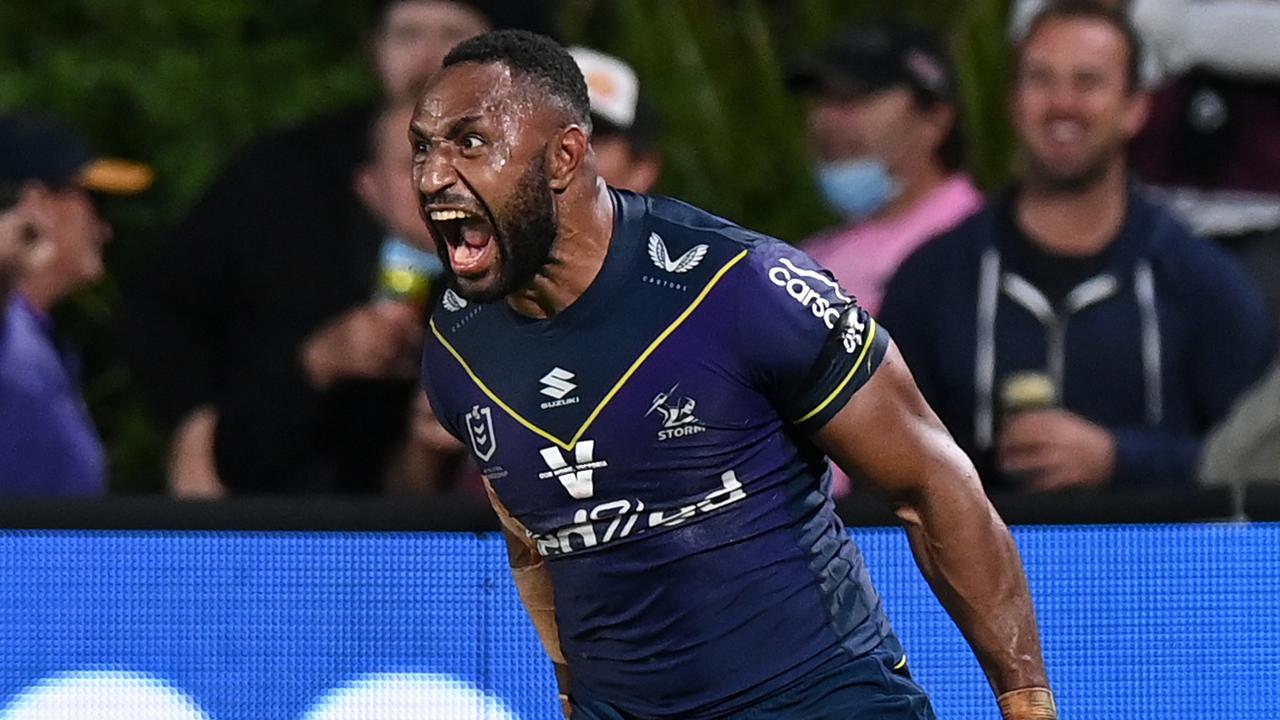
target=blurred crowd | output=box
[1,0,1277,503]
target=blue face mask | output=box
[815,157,902,222]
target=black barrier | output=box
[1245,482,1280,519]
[836,486,1241,526]
[0,486,1258,530]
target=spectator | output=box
[0,112,152,497]
[786,21,982,316]
[1013,0,1280,324]
[1011,0,1280,89]
[128,1,554,496]
[879,1,1276,491]
[569,46,663,193]
[356,101,465,494]
[0,187,48,303]
[1200,357,1280,487]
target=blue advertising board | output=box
[0,525,1275,719]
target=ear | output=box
[922,104,956,152]
[547,124,590,192]
[1122,90,1152,140]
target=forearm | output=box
[486,479,573,711]
[896,460,1047,695]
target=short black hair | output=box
[442,30,592,129]
[1019,0,1144,93]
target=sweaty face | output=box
[411,62,560,303]
[1013,18,1147,191]
[374,0,491,103]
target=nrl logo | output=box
[648,233,708,274]
[442,289,469,312]
[464,405,497,462]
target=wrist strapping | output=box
[998,687,1057,719]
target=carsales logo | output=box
[768,258,849,330]
[0,671,523,720]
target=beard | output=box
[439,153,558,304]
[1024,142,1118,194]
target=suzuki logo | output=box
[538,441,606,499]
[464,405,496,462]
[539,368,577,399]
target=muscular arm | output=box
[481,478,573,716]
[813,343,1054,715]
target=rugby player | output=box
[417,30,1056,720]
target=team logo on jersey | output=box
[648,233,708,274]
[538,441,606,499]
[442,289,469,312]
[539,367,580,409]
[464,405,497,462]
[839,309,869,354]
[645,384,707,441]
[768,257,851,330]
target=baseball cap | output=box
[0,112,153,196]
[786,21,955,103]
[569,46,660,152]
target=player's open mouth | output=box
[428,208,497,278]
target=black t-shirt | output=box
[1002,203,1117,309]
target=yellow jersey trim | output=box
[431,249,750,451]
[893,654,908,671]
[794,318,878,425]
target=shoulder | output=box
[629,192,830,304]
[641,193,777,261]
[638,195,829,274]
[0,303,64,396]
[890,203,994,283]
[1137,191,1261,294]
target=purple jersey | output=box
[422,190,894,718]
[0,297,106,497]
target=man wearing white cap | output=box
[570,46,662,194]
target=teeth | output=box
[429,209,473,221]
[1049,120,1083,143]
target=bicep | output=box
[813,341,983,506]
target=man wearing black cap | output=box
[788,21,981,318]
[0,112,152,496]
[787,22,982,499]
[128,0,555,496]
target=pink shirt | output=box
[803,174,983,497]
[803,174,984,316]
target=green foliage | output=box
[0,0,380,489]
[0,0,1015,490]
